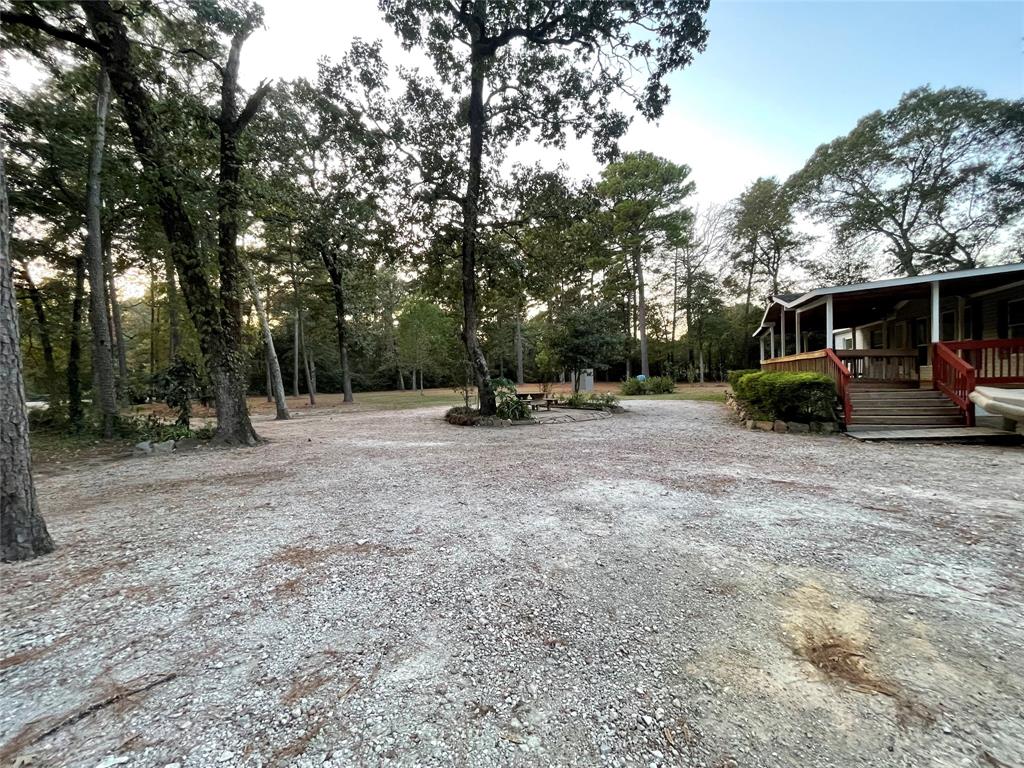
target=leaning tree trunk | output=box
[246,268,289,420]
[67,253,86,429]
[460,45,496,415]
[299,312,315,406]
[165,253,180,360]
[102,241,128,384]
[1,154,55,561]
[84,66,118,438]
[19,263,57,390]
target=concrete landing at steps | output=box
[845,425,1022,444]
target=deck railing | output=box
[761,348,852,423]
[834,349,919,382]
[933,342,976,426]
[940,339,1024,384]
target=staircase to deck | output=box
[847,383,965,429]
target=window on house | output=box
[1009,299,1024,339]
[869,329,883,349]
[941,310,956,341]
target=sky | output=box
[240,0,1024,208]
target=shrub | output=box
[492,377,532,421]
[561,391,620,409]
[733,371,836,422]
[620,375,675,395]
[645,375,675,394]
[727,369,760,390]
[445,406,480,426]
[620,377,647,395]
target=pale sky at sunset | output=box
[239,0,1023,208]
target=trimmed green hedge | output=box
[733,371,836,422]
[727,369,760,390]
[621,375,675,395]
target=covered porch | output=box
[753,264,1024,427]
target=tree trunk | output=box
[82,2,260,446]
[165,253,180,360]
[84,66,118,438]
[18,264,57,389]
[514,311,524,385]
[299,311,315,406]
[634,249,649,378]
[1,155,54,561]
[460,44,495,415]
[102,240,128,384]
[292,306,300,398]
[67,253,85,428]
[320,252,353,403]
[247,269,289,420]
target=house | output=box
[752,263,1024,435]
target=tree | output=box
[544,302,624,392]
[790,86,1024,276]
[1,153,55,561]
[380,0,709,414]
[84,66,118,437]
[732,177,804,299]
[597,151,694,377]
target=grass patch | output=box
[620,391,726,403]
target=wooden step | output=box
[854,406,962,417]
[852,414,965,426]
[848,380,919,390]
[846,426,1023,444]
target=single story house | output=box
[752,263,1024,430]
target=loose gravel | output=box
[1,400,1022,768]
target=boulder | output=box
[133,441,152,456]
[175,437,201,452]
[773,420,788,433]
[754,420,774,432]
[152,439,175,455]
[745,419,755,430]
[818,421,837,434]
[788,421,809,433]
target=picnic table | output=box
[515,392,557,410]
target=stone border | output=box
[724,391,839,436]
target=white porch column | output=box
[930,281,940,342]
[795,311,802,353]
[956,297,965,340]
[759,335,765,363]
[770,326,776,358]
[825,295,834,350]
[780,309,787,356]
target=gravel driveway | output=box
[2,400,1022,768]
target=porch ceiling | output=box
[759,269,1022,334]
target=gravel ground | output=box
[2,400,1022,768]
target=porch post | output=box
[930,281,940,342]
[770,326,775,358]
[780,309,787,357]
[759,335,765,363]
[795,311,802,354]
[825,294,834,350]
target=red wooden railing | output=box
[761,348,852,424]
[940,339,1024,384]
[835,349,918,382]
[933,342,976,426]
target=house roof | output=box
[753,262,1024,337]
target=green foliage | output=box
[150,357,203,427]
[544,303,624,389]
[116,413,215,443]
[444,406,480,426]
[561,391,620,409]
[492,377,532,421]
[732,371,836,422]
[620,376,675,395]
[790,86,1024,275]
[727,369,760,390]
